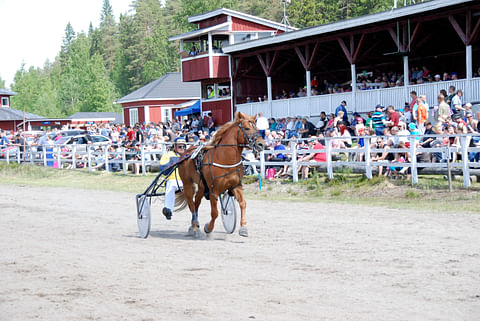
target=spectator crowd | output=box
[1,85,479,180]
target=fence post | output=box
[326,138,333,179]
[409,136,418,185]
[104,145,109,173]
[291,141,298,182]
[260,150,265,179]
[141,145,146,175]
[88,147,92,172]
[460,136,471,188]
[30,146,34,164]
[17,147,21,164]
[122,148,127,174]
[365,137,372,179]
[72,144,77,169]
[6,147,10,164]
[56,146,61,169]
[43,148,47,167]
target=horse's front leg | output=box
[204,194,219,234]
[232,187,248,237]
[183,180,201,238]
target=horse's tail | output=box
[174,191,188,212]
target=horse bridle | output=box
[237,120,262,152]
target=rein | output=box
[196,120,261,199]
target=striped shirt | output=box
[372,111,385,129]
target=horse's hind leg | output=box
[183,180,200,237]
[204,194,219,234]
[232,187,248,237]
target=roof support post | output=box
[267,76,272,102]
[466,44,472,102]
[403,55,409,101]
[306,70,311,97]
[466,44,472,80]
[208,32,213,78]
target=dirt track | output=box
[1,184,479,321]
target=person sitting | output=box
[159,137,186,220]
[189,46,198,56]
[298,137,326,179]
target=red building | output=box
[0,88,17,109]
[169,8,296,125]
[171,2,480,123]
[116,72,200,127]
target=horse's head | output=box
[235,112,266,153]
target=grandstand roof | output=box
[223,0,474,53]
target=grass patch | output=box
[1,163,479,214]
[243,170,480,213]
[0,163,155,193]
[405,189,421,199]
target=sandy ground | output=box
[0,184,479,321]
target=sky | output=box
[0,0,135,89]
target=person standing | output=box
[372,105,387,136]
[452,89,464,118]
[256,112,269,139]
[159,137,186,220]
[416,98,428,133]
[436,94,450,123]
[335,100,348,123]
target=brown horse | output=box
[178,112,265,238]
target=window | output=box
[257,32,274,39]
[233,33,256,44]
[203,83,231,99]
[129,108,138,127]
[1,97,9,107]
[92,136,109,143]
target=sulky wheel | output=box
[136,195,151,238]
[220,193,238,234]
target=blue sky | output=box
[0,0,134,88]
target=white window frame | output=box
[129,108,138,127]
[1,97,9,107]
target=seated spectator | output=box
[189,45,199,56]
[371,137,392,176]
[298,137,326,179]
[298,117,316,138]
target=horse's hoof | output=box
[187,226,194,236]
[204,223,212,234]
[193,228,201,239]
[239,226,248,237]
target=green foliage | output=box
[8,0,417,118]
[288,0,394,28]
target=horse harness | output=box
[194,120,261,201]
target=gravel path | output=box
[1,184,479,321]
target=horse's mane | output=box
[209,113,242,146]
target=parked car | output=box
[47,129,91,140]
[54,134,112,152]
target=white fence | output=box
[2,134,480,188]
[0,143,171,176]
[243,134,480,188]
[237,78,480,117]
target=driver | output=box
[159,137,186,220]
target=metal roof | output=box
[188,8,297,32]
[115,72,200,104]
[223,0,474,54]
[69,112,123,123]
[0,88,18,96]
[169,22,230,41]
[0,107,44,121]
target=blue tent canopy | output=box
[174,100,201,116]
